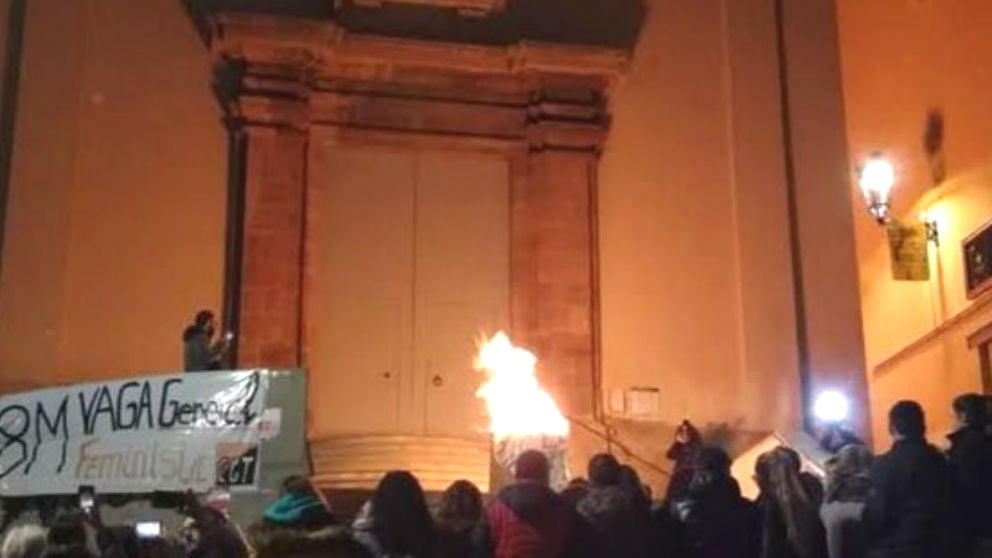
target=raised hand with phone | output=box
[183,309,235,372]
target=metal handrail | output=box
[567,415,671,479]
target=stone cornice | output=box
[210,13,629,80]
[343,0,506,17]
[210,12,620,153]
[225,87,608,154]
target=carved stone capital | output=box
[525,94,608,153]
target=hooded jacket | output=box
[577,484,651,558]
[864,438,965,558]
[682,475,759,558]
[474,481,591,558]
[183,326,226,372]
[263,493,335,530]
[947,425,992,541]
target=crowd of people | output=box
[2,395,990,558]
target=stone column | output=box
[511,96,606,418]
[235,127,307,368]
[777,0,870,438]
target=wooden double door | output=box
[308,145,509,439]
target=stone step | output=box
[314,462,490,474]
[315,471,489,489]
[310,435,490,454]
[310,435,491,494]
[311,439,490,462]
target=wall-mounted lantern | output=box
[858,153,895,224]
[857,153,939,245]
[919,211,940,247]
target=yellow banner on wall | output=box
[887,222,930,281]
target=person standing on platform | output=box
[665,420,703,502]
[183,309,232,372]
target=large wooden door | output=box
[415,153,510,437]
[311,147,415,435]
[309,145,508,438]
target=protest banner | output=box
[0,370,268,495]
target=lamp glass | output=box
[859,157,895,202]
[813,390,850,423]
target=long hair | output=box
[757,448,825,558]
[370,471,435,557]
[824,444,873,503]
[437,480,482,526]
[618,465,651,509]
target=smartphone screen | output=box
[134,522,162,539]
[78,486,95,512]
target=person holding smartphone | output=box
[183,310,233,372]
[182,491,249,558]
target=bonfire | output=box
[475,332,569,489]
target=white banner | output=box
[0,370,268,496]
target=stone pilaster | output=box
[511,95,606,417]
[236,127,307,368]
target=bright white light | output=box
[814,390,850,423]
[859,156,895,201]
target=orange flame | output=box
[474,332,569,439]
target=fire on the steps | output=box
[475,332,569,490]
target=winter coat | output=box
[666,441,701,501]
[863,438,965,558]
[435,519,476,558]
[473,481,591,558]
[947,426,992,542]
[577,485,651,558]
[757,480,827,558]
[262,493,335,530]
[681,475,759,558]
[821,502,866,558]
[350,500,436,558]
[821,472,871,558]
[249,525,372,558]
[757,491,827,558]
[189,520,250,558]
[353,528,435,558]
[183,327,226,372]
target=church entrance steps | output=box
[309,434,491,494]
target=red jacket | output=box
[474,481,590,558]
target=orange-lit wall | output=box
[0,0,11,102]
[838,0,992,446]
[599,0,867,438]
[0,0,874,454]
[0,0,225,391]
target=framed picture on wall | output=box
[964,219,992,299]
